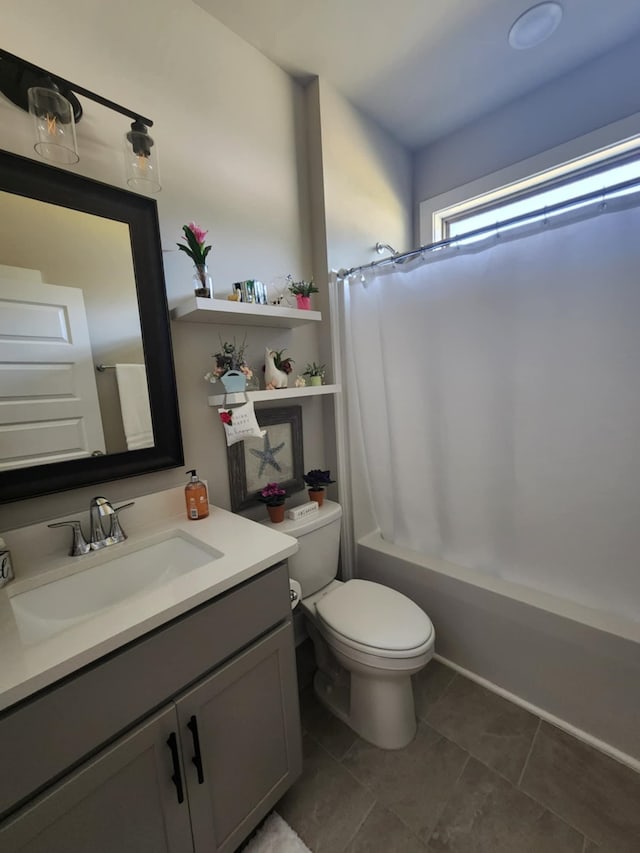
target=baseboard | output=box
[434,653,640,774]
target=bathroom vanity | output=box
[0,492,302,852]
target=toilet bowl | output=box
[304,578,434,748]
[265,501,435,749]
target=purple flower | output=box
[258,482,287,506]
[303,469,335,490]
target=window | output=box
[433,137,640,244]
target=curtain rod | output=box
[336,173,640,279]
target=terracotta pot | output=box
[296,294,311,310]
[308,488,324,507]
[267,503,286,523]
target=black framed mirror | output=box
[0,149,183,502]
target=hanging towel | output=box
[115,364,153,450]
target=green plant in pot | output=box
[204,336,254,392]
[303,362,325,387]
[177,222,212,297]
[258,482,287,523]
[287,275,319,309]
[303,469,335,507]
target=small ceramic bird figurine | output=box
[264,347,288,389]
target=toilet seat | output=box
[315,579,434,659]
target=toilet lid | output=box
[315,579,433,652]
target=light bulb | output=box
[124,120,161,192]
[28,85,79,164]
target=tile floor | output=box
[278,660,640,853]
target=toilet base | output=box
[313,667,417,750]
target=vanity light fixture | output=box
[28,79,79,165]
[0,47,161,192]
[508,2,563,50]
[125,119,161,193]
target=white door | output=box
[0,277,106,469]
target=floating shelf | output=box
[208,384,341,406]
[172,296,322,328]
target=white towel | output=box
[115,364,153,450]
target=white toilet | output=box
[273,500,435,749]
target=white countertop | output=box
[0,491,298,713]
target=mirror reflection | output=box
[0,192,154,472]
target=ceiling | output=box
[195,0,640,150]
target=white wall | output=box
[414,30,640,215]
[0,0,321,529]
[315,79,413,272]
[303,78,413,549]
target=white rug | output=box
[242,812,311,853]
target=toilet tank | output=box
[273,501,342,596]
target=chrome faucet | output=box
[89,497,135,549]
[48,497,135,556]
[89,497,116,549]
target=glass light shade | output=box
[27,86,79,165]
[124,123,161,193]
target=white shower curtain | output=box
[345,199,640,622]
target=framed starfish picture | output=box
[227,406,304,511]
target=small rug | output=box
[242,812,311,853]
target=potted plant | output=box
[204,336,254,392]
[258,482,287,523]
[287,276,319,310]
[303,362,325,387]
[303,469,335,507]
[264,347,295,389]
[177,222,212,297]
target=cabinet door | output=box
[178,621,302,853]
[0,706,193,853]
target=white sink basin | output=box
[10,533,222,644]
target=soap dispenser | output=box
[185,469,210,520]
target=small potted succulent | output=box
[258,482,287,523]
[303,469,335,507]
[303,362,325,387]
[287,275,319,310]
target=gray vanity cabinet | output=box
[180,623,300,853]
[0,705,191,852]
[0,563,302,853]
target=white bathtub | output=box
[357,530,640,768]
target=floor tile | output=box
[343,803,429,853]
[343,721,468,843]
[413,660,457,720]
[520,722,640,853]
[299,686,358,761]
[278,734,375,853]
[429,757,584,853]
[424,675,539,783]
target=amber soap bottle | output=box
[185,469,210,520]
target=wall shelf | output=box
[208,384,341,406]
[172,297,322,328]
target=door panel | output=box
[178,622,302,853]
[0,706,193,853]
[0,277,105,468]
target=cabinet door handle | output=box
[187,715,205,784]
[166,732,185,804]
